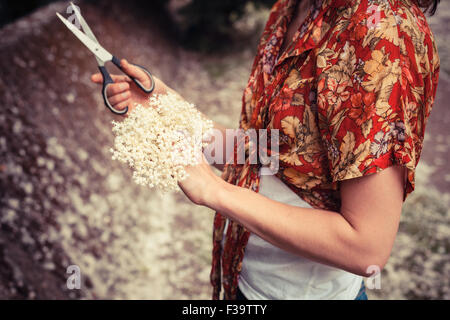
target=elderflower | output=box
[110,93,213,192]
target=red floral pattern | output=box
[211,0,440,300]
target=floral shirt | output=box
[211,0,440,300]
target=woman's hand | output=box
[90,59,170,115]
[91,60,225,206]
[178,155,224,207]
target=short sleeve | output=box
[315,0,439,200]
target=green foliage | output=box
[174,0,276,51]
[0,0,275,51]
[0,0,55,27]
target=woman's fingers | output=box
[111,99,131,112]
[106,82,130,97]
[120,59,150,85]
[91,73,131,84]
[91,73,102,83]
[108,91,131,106]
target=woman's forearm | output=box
[207,179,382,277]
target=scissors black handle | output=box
[100,56,155,115]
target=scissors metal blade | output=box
[69,2,103,66]
[56,12,112,63]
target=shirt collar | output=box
[271,0,350,70]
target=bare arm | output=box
[183,161,405,277]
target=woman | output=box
[91,0,440,300]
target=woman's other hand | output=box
[90,59,170,115]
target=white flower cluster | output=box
[110,93,213,192]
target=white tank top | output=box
[223,172,362,300]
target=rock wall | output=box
[0,1,255,299]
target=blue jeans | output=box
[355,280,368,300]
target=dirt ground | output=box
[0,1,448,299]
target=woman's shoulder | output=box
[333,0,438,41]
[326,0,439,67]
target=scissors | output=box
[56,3,155,115]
